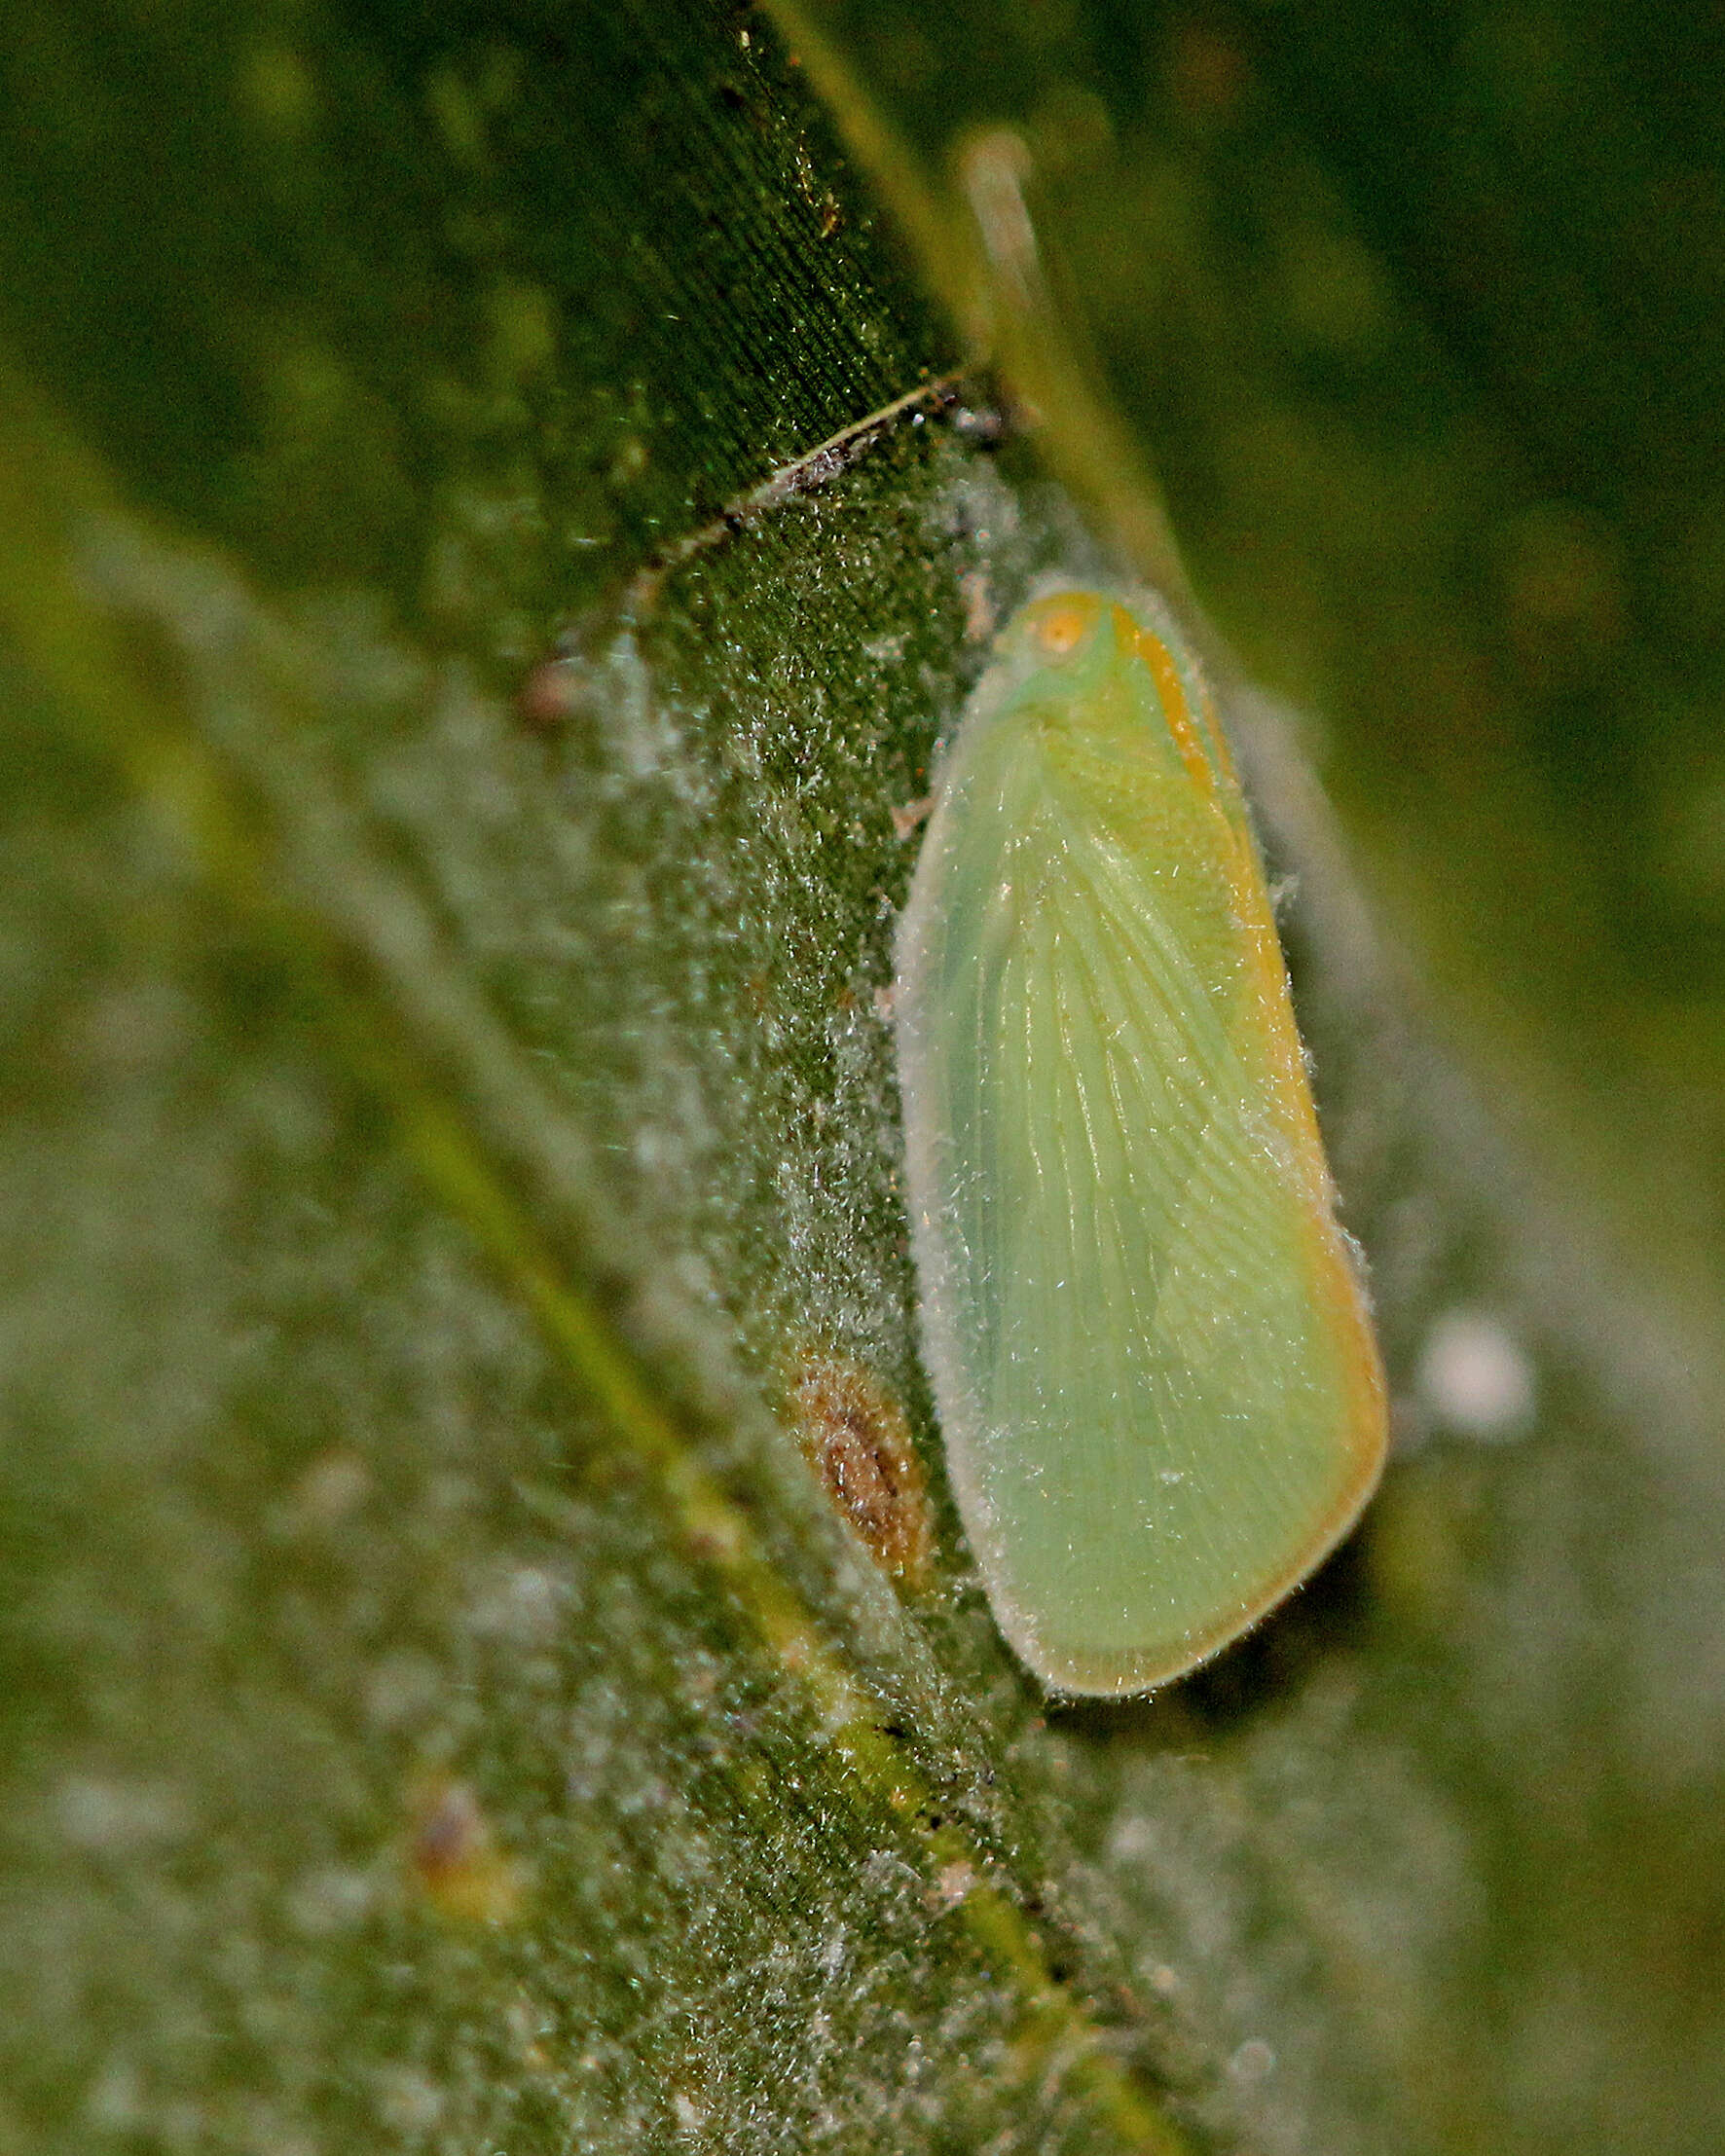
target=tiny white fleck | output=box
[1229,2037,1276,2083]
[58,1775,190,1852]
[1108,1814,1156,1861]
[285,1862,375,1937]
[363,1650,442,1730]
[83,2057,143,2132]
[1416,1308,1536,1442]
[280,1449,370,1530]
[374,2066,445,2133]
[930,1858,975,1910]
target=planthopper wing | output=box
[895,592,1385,1696]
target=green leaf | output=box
[4,4,1724,2154]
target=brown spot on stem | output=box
[789,1356,934,1586]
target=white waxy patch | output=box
[1416,1308,1536,1443]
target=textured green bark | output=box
[2,4,1723,2154]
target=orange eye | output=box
[1028,596,1094,657]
